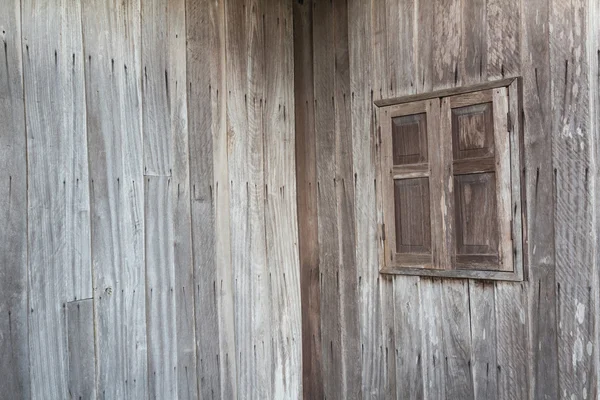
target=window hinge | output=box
[510,219,514,241]
[381,223,386,242]
[378,126,382,146]
[507,111,512,132]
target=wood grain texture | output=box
[67,299,96,400]
[486,0,520,79]
[293,0,323,396]
[461,0,487,84]
[187,0,236,397]
[0,2,29,397]
[468,282,498,400]
[520,0,559,394]
[145,176,178,399]
[348,0,388,395]
[81,0,147,397]
[442,280,475,399]
[551,0,597,397]
[263,0,303,397]
[393,278,424,399]
[22,0,92,397]
[313,1,343,397]
[143,1,198,397]
[226,0,271,397]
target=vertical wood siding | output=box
[1,0,301,398]
[296,0,600,399]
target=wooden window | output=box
[376,78,525,281]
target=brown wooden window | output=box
[376,79,525,281]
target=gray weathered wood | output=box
[460,0,487,84]
[226,0,272,397]
[520,0,559,395]
[263,0,303,397]
[551,0,597,397]
[187,0,236,397]
[81,0,147,397]
[145,176,178,399]
[67,299,96,400]
[486,0,520,79]
[293,0,324,397]
[469,282,498,400]
[0,2,29,397]
[393,278,424,399]
[420,278,446,399]
[348,0,388,396]
[142,0,198,397]
[313,1,343,397]
[442,280,475,399]
[22,0,92,397]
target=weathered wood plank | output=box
[332,0,362,397]
[432,0,461,89]
[461,0,487,84]
[293,0,324,397]
[486,0,520,79]
[67,299,96,400]
[420,278,446,399]
[415,0,434,93]
[22,0,92,397]
[393,278,424,399]
[442,280,475,399]
[469,282,498,400]
[187,0,236,397]
[0,2,29,397]
[142,0,197,397]
[551,0,597,398]
[385,0,416,96]
[145,176,177,399]
[226,0,272,397]
[263,0,303,397]
[81,0,147,397]
[167,0,198,398]
[495,282,529,400]
[313,0,343,397]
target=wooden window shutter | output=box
[377,78,525,281]
[443,88,513,272]
[380,99,441,269]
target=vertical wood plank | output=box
[420,278,446,399]
[551,0,597,398]
[313,0,343,397]
[263,0,303,397]
[187,0,236,397]
[293,0,324,397]
[385,0,416,96]
[442,280,475,400]
[226,0,271,397]
[333,0,362,397]
[469,282,498,400]
[82,0,147,397]
[22,0,92,397]
[520,0,559,396]
[393,278,424,399]
[67,299,96,400]
[486,0,520,79]
[495,282,529,400]
[416,0,434,93]
[461,0,487,84]
[0,1,29,397]
[144,176,177,399]
[348,0,388,396]
[142,0,197,397]
[432,0,462,89]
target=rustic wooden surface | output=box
[2,0,600,398]
[0,1,29,397]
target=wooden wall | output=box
[294,0,600,399]
[0,0,301,398]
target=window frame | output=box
[375,78,526,281]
